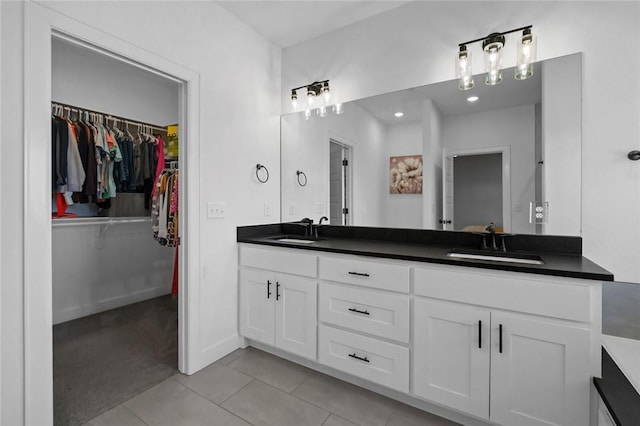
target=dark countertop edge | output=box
[593,348,640,426]
[237,237,614,282]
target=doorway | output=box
[442,146,511,232]
[329,140,352,225]
[454,153,503,230]
[50,33,182,425]
[24,4,201,423]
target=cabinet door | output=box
[275,274,317,360]
[413,298,490,419]
[239,269,275,345]
[490,312,591,426]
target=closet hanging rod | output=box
[51,100,168,132]
[51,217,151,227]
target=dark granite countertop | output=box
[237,224,613,281]
[594,348,640,425]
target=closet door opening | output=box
[50,33,185,426]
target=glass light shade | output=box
[333,103,344,115]
[307,89,315,108]
[515,32,537,80]
[291,91,298,109]
[304,109,312,120]
[456,49,474,90]
[318,106,327,118]
[484,42,503,85]
[322,84,330,102]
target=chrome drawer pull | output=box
[348,307,370,315]
[348,353,370,363]
[348,271,370,277]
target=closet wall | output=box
[51,37,178,324]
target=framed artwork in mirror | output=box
[390,155,423,194]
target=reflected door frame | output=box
[329,139,352,226]
[442,146,511,233]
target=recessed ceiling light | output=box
[394,112,404,117]
[467,96,479,102]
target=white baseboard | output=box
[182,333,242,376]
[53,287,171,325]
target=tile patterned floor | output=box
[84,347,460,426]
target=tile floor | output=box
[84,347,460,426]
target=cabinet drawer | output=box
[319,283,409,343]
[319,256,409,293]
[240,245,317,277]
[414,266,592,322]
[319,325,409,392]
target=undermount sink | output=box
[447,249,544,265]
[275,237,317,244]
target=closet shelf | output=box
[52,217,151,227]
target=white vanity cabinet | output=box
[317,255,411,392]
[413,265,598,426]
[238,243,603,426]
[239,245,318,360]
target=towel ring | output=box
[628,150,640,161]
[256,164,269,183]
[296,170,308,187]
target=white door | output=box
[329,140,351,225]
[239,269,275,345]
[275,274,317,360]
[442,154,454,230]
[490,312,591,426]
[413,299,490,419]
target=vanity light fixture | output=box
[394,112,404,117]
[291,80,340,119]
[456,25,537,89]
[466,96,479,102]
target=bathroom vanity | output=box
[237,224,612,426]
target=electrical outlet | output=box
[207,202,225,219]
[264,202,271,217]
[529,201,548,224]
[315,203,324,214]
[289,203,295,215]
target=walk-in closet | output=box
[50,36,182,426]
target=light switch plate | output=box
[207,202,225,219]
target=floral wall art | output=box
[389,155,423,194]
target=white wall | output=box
[1,1,281,423]
[51,37,179,125]
[382,122,423,228]
[422,99,443,229]
[541,54,582,236]
[52,222,173,324]
[442,104,536,234]
[282,1,640,282]
[281,102,386,226]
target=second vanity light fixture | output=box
[291,80,343,119]
[456,25,537,90]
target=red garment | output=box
[171,246,179,296]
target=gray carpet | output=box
[54,295,178,426]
